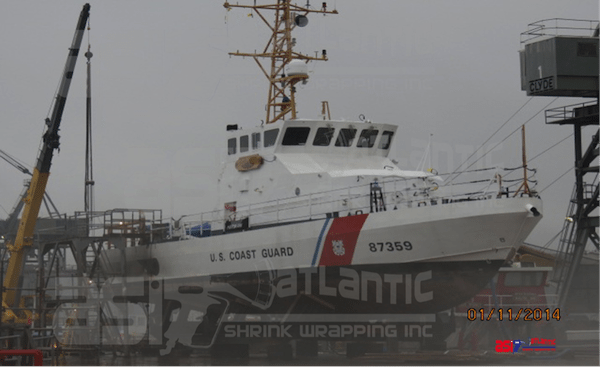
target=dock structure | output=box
[0,208,166,362]
[519,17,599,347]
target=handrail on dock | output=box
[520,18,599,43]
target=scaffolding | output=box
[0,208,165,359]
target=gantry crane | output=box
[1,4,90,323]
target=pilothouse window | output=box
[357,129,379,148]
[252,132,261,149]
[282,127,311,146]
[227,138,236,155]
[335,128,357,147]
[379,130,394,149]
[240,135,249,153]
[313,127,335,146]
[264,129,279,148]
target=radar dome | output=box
[286,60,309,77]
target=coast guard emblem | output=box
[332,240,345,256]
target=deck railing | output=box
[520,18,599,43]
[36,166,537,243]
[545,101,599,124]
[177,166,538,239]
[461,293,558,309]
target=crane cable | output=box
[538,166,573,194]
[447,97,559,184]
[0,203,9,217]
[446,97,533,183]
[529,132,573,162]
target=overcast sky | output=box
[0,0,598,249]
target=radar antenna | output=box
[224,1,337,124]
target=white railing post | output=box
[347,187,351,213]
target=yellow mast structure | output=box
[513,124,532,197]
[223,1,337,124]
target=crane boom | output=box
[0,149,31,176]
[2,4,90,316]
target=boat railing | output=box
[520,18,599,43]
[467,293,558,308]
[69,209,166,244]
[177,166,538,239]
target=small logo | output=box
[332,240,345,256]
[512,339,525,353]
[496,338,556,353]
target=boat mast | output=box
[513,125,531,197]
[85,44,95,221]
[224,1,337,124]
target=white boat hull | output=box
[104,196,541,314]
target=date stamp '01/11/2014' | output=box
[467,308,561,322]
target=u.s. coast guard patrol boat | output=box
[100,1,543,355]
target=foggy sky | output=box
[0,0,598,249]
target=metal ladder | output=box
[552,180,599,308]
[551,185,580,297]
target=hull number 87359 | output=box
[369,241,413,252]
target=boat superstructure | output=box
[217,118,437,218]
